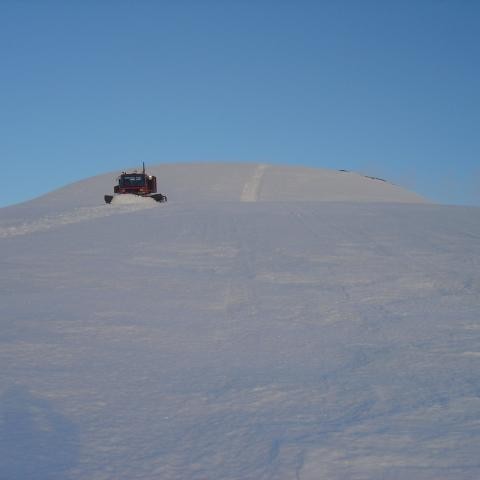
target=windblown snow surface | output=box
[1,164,480,480]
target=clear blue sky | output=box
[1,0,479,207]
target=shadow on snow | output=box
[0,386,79,480]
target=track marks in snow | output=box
[0,200,157,238]
[241,164,268,202]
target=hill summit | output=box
[33,163,427,209]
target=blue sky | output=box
[1,0,479,207]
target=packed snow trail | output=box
[0,196,157,238]
[240,164,268,202]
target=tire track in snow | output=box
[241,164,268,202]
[0,199,158,238]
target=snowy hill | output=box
[1,164,479,479]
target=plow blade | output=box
[150,193,167,202]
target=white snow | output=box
[240,164,269,202]
[109,193,157,205]
[0,201,156,239]
[1,164,479,480]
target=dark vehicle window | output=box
[120,175,145,186]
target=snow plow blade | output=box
[150,193,167,202]
[104,193,166,204]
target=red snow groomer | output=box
[104,163,167,204]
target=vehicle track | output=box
[0,201,157,238]
[240,164,268,202]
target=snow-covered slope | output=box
[1,164,479,480]
[9,163,427,209]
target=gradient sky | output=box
[1,0,479,207]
